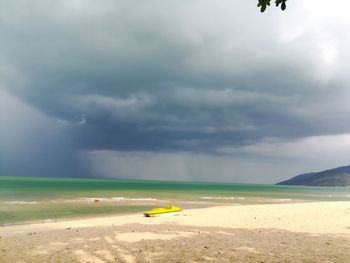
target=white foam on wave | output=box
[200,196,241,200]
[2,201,37,205]
[49,197,160,203]
[275,198,293,202]
[183,201,210,204]
[82,197,159,202]
[128,198,159,201]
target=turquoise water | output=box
[1,176,349,224]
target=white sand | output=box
[2,202,350,263]
[2,201,350,237]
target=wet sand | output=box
[1,202,350,262]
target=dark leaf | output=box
[275,0,283,7]
[281,1,286,10]
[258,0,286,12]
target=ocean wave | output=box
[183,201,210,204]
[200,196,243,200]
[131,198,159,201]
[271,198,293,202]
[115,197,159,201]
[82,197,159,202]
[49,197,160,203]
[2,201,37,205]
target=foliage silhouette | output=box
[257,0,287,13]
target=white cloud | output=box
[300,0,350,24]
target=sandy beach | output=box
[1,201,350,262]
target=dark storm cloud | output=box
[2,0,350,180]
[0,90,83,177]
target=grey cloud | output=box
[1,0,350,181]
[0,91,83,177]
[82,150,300,184]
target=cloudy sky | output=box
[1,0,350,183]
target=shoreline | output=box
[0,200,217,228]
[2,201,350,237]
[1,201,350,262]
[0,198,345,228]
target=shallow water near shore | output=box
[1,176,349,224]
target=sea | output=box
[1,176,349,225]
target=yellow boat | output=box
[143,205,182,217]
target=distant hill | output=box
[277,165,350,187]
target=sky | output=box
[1,0,350,184]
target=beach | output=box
[1,201,350,262]
[3,1,350,262]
